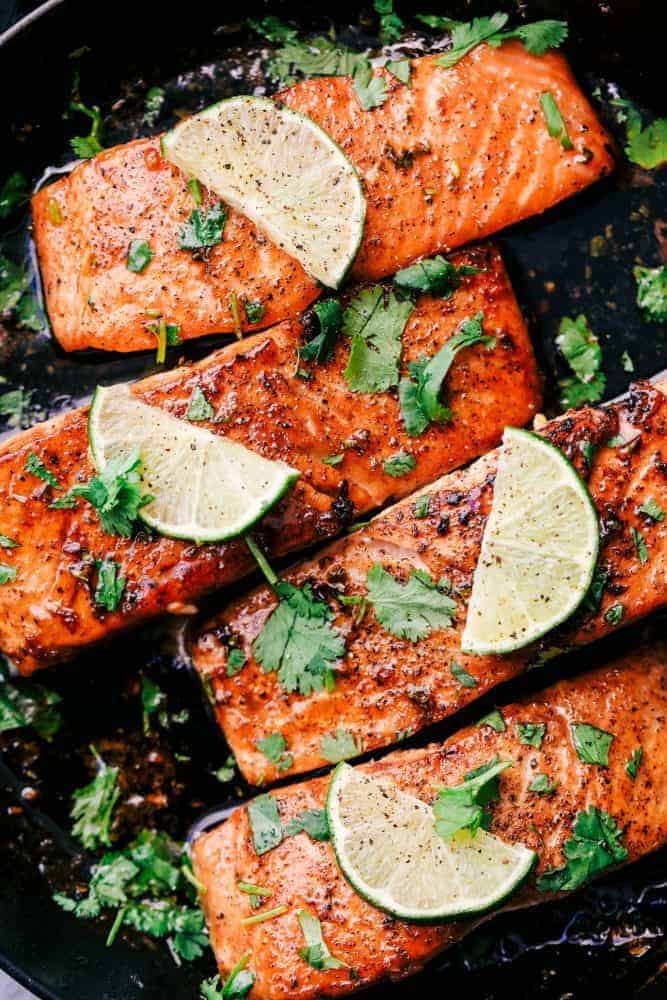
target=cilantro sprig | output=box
[343,286,414,393]
[611,97,667,171]
[53,446,152,536]
[366,562,456,641]
[300,299,344,365]
[298,910,347,970]
[436,13,567,69]
[0,659,63,740]
[434,757,512,840]
[556,314,606,409]
[200,954,255,999]
[634,265,667,323]
[536,806,627,892]
[178,203,227,255]
[69,100,105,159]
[70,747,121,850]
[394,256,481,298]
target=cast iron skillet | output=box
[0,2,665,997]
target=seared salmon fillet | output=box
[192,379,667,785]
[283,45,614,281]
[192,649,667,1000]
[0,247,540,674]
[31,136,320,352]
[33,46,612,352]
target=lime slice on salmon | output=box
[161,96,366,288]
[88,385,299,543]
[461,426,599,655]
[327,763,536,921]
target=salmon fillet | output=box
[33,46,612,352]
[192,379,667,785]
[31,137,320,352]
[283,45,614,281]
[192,648,667,1000]
[0,247,540,674]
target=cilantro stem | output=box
[245,535,279,588]
[230,293,243,340]
[181,862,206,893]
[241,904,288,926]
[238,881,272,897]
[106,905,126,947]
[226,953,251,983]
[155,318,168,364]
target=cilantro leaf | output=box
[226,647,246,677]
[476,708,506,732]
[383,450,416,476]
[366,563,456,641]
[143,86,165,127]
[320,728,361,763]
[0,534,18,549]
[495,20,568,56]
[247,16,299,44]
[434,757,512,840]
[571,723,614,766]
[25,451,61,488]
[71,747,120,850]
[179,203,227,253]
[352,60,388,111]
[298,910,347,970]
[540,92,573,150]
[556,314,606,410]
[0,172,29,219]
[94,558,126,612]
[343,286,414,393]
[436,14,567,68]
[529,773,558,795]
[244,299,266,325]
[631,526,649,565]
[58,446,152,536]
[127,239,153,273]
[385,59,411,85]
[394,256,481,297]
[517,722,546,748]
[0,662,62,740]
[398,312,493,435]
[634,265,667,323]
[0,254,27,313]
[300,299,344,364]
[638,497,664,522]
[185,386,214,422]
[0,563,16,585]
[611,98,667,170]
[451,659,477,688]
[256,732,293,772]
[213,754,236,783]
[264,34,367,89]
[284,808,330,841]
[141,675,167,734]
[625,747,643,780]
[0,387,34,430]
[70,101,105,159]
[536,806,627,892]
[200,954,255,999]
[248,794,283,855]
[413,494,431,518]
[437,12,510,67]
[603,602,624,626]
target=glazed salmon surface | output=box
[32,46,612,352]
[31,136,321,352]
[0,247,540,674]
[192,650,667,1000]
[192,380,667,785]
[281,43,614,279]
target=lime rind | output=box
[161,95,366,288]
[326,763,536,923]
[461,426,599,656]
[88,385,299,544]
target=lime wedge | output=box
[161,96,366,288]
[327,763,535,922]
[88,385,299,543]
[461,427,599,655]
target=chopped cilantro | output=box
[248,793,283,855]
[200,955,255,1000]
[529,773,558,795]
[226,647,246,677]
[580,564,609,616]
[517,722,546,748]
[300,299,343,364]
[0,255,39,329]
[343,286,414,393]
[351,60,388,111]
[385,59,411,85]
[71,747,120,850]
[149,318,182,364]
[476,708,506,732]
[56,446,152,536]
[451,660,477,688]
[284,808,330,841]
[634,265,667,323]
[178,203,227,253]
[434,757,512,840]
[436,14,567,69]
[0,172,29,219]
[188,178,203,206]
[631,526,649,565]
[639,498,664,522]
[140,675,167,734]
[143,86,165,127]
[322,454,344,466]
[185,386,214,422]
[94,558,126,612]
[0,563,16,585]
[399,312,493,435]
[540,92,573,150]
[413,494,431,518]
[25,451,61,488]
[0,387,34,429]
[394,256,481,297]
[603,602,624,626]
[298,910,347,970]
[625,747,643,780]
[620,350,634,373]
[611,98,667,170]
[556,314,606,409]
[0,660,62,740]
[0,534,18,549]
[246,15,299,44]
[536,806,627,892]
[383,451,416,477]
[366,563,456,641]
[571,723,614,766]
[320,728,361,763]
[69,100,104,158]
[256,732,293,773]
[243,299,266,325]
[213,755,236,783]
[127,239,153,273]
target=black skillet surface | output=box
[0,1,666,997]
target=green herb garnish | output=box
[631,526,649,565]
[638,498,664,522]
[185,386,214,422]
[300,299,344,364]
[0,660,62,740]
[127,239,153,273]
[476,709,506,732]
[243,299,266,325]
[94,558,126,612]
[141,675,167,734]
[343,286,414,393]
[226,648,246,677]
[70,747,120,850]
[383,451,416,477]
[55,446,152,537]
[434,756,512,839]
[536,806,627,892]
[556,314,606,409]
[200,954,255,999]
[540,92,573,150]
[451,660,477,688]
[25,451,61,488]
[69,101,104,159]
[436,13,567,69]
[529,774,558,795]
[571,723,614,766]
[413,494,431,518]
[0,564,16,585]
[284,808,330,841]
[0,172,29,219]
[248,793,283,855]
[517,722,546,748]
[366,563,456,641]
[611,98,667,171]
[143,86,165,127]
[394,256,480,297]
[178,203,227,253]
[625,747,642,780]
[298,910,347,970]
[634,265,667,323]
[320,727,361,763]
[603,602,624,626]
[256,732,293,773]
